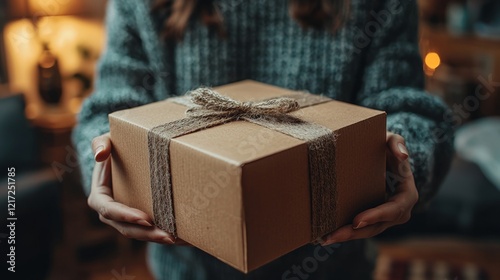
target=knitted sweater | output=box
[73,0,453,278]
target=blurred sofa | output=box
[0,94,61,279]
[379,154,500,239]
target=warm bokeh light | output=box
[3,17,105,105]
[25,102,41,119]
[28,0,80,17]
[8,0,107,19]
[425,52,441,70]
[68,97,82,114]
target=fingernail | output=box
[313,236,325,245]
[397,143,408,157]
[322,239,336,246]
[354,221,367,229]
[162,236,175,244]
[137,219,152,227]
[320,233,335,246]
[94,145,104,161]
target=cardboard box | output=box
[109,80,386,272]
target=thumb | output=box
[386,132,409,161]
[92,133,112,162]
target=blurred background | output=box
[0,0,499,279]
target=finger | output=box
[386,132,408,161]
[352,201,411,229]
[89,159,153,227]
[354,170,418,228]
[89,158,113,205]
[321,222,389,246]
[94,199,154,227]
[99,215,175,244]
[92,158,112,192]
[92,133,112,162]
[386,148,416,196]
[386,158,419,205]
[88,189,154,226]
[390,157,414,181]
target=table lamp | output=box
[6,0,105,105]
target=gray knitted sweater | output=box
[73,0,453,278]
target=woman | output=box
[74,0,454,278]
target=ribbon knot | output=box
[186,88,300,119]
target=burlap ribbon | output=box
[148,88,337,239]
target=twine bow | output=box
[186,88,300,119]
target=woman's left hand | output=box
[321,132,419,246]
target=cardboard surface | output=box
[110,80,386,272]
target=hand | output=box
[87,133,188,245]
[321,132,419,245]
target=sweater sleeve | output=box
[354,0,454,209]
[72,0,156,195]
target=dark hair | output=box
[153,0,350,40]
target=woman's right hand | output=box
[87,133,178,244]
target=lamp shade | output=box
[7,0,107,19]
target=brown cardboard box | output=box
[109,80,386,272]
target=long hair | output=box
[152,0,350,40]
